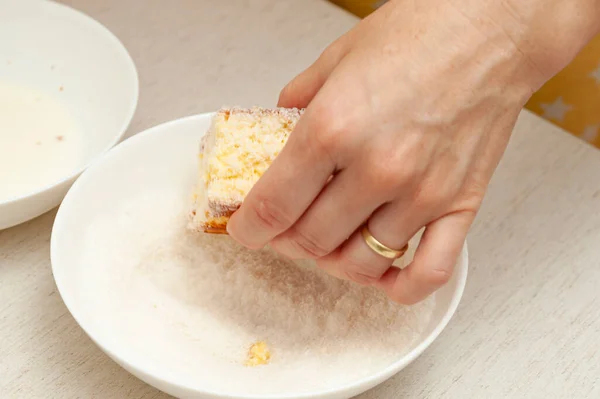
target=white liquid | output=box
[0,80,83,201]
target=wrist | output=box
[491,0,600,89]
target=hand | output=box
[227,0,600,303]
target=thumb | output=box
[278,36,350,108]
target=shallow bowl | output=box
[0,0,138,229]
[51,113,468,399]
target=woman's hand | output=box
[227,0,600,304]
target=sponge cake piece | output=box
[189,106,304,234]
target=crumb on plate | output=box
[245,341,271,367]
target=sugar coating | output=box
[80,190,435,396]
[190,106,303,232]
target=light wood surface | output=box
[2,1,600,398]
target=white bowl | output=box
[0,0,138,229]
[51,113,468,399]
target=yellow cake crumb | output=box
[189,107,304,234]
[245,341,271,366]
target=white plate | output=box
[51,113,468,399]
[0,0,138,229]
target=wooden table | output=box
[2,1,600,398]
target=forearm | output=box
[420,0,600,97]
[370,0,597,109]
[498,0,600,82]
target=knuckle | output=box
[414,186,451,211]
[307,104,352,156]
[319,43,341,63]
[253,197,294,232]
[315,257,342,277]
[288,227,332,259]
[319,35,348,62]
[339,253,382,286]
[413,169,463,211]
[366,150,410,192]
[457,183,486,211]
[306,101,358,155]
[369,162,396,186]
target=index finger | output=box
[226,107,337,249]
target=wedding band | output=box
[361,225,408,259]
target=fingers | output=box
[226,109,337,249]
[269,161,394,260]
[278,36,350,109]
[317,198,428,285]
[228,35,353,248]
[376,210,473,305]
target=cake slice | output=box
[189,106,304,234]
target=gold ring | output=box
[361,225,408,259]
